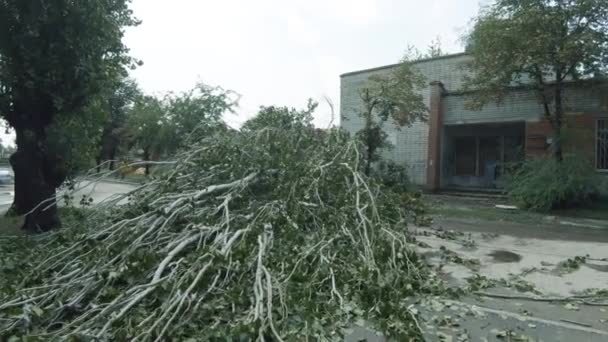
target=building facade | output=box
[340,53,608,190]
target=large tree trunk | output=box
[11,129,67,233]
[96,156,102,174]
[108,145,117,170]
[143,148,151,176]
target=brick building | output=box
[340,53,608,190]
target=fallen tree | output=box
[0,125,434,340]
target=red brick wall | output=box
[563,114,596,162]
[525,120,553,158]
[525,114,597,163]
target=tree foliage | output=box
[98,77,141,170]
[242,99,317,132]
[464,0,608,160]
[126,95,169,174]
[504,155,604,211]
[0,1,140,123]
[126,83,238,175]
[426,36,445,59]
[0,122,432,340]
[46,98,108,177]
[0,0,139,231]
[166,84,238,149]
[357,55,428,175]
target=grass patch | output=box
[429,205,544,225]
[551,198,608,221]
[0,207,93,236]
[0,214,23,236]
[428,195,608,227]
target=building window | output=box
[597,118,608,170]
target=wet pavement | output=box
[408,217,608,342]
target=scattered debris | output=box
[564,303,580,311]
[554,255,589,274]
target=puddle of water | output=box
[487,250,522,263]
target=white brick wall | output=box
[340,53,607,186]
[340,54,471,185]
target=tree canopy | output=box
[164,84,238,152]
[126,95,168,174]
[356,55,428,175]
[125,83,238,175]
[242,100,317,132]
[464,0,608,160]
[0,0,140,128]
[97,77,141,170]
[0,0,139,232]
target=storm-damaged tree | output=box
[0,1,139,232]
[356,56,428,175]
[464,0,608,161]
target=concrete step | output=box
[438,190,507,201]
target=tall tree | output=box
[46,97,108,177]
[165,83,237,153]
[357,56,428,175]
[97,78,141,171]
[464,0,608,161]
[0,0,139,232]
[126,96,169,176]
[242,99,317,132]
[125,84,237,176]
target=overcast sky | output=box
[123,0,488,128]
[1,0,489,146]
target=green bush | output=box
[371,160,430,225]
[504,155,604,211]
[372,160,411,193]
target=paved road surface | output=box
[0,185,13,208]
[0,180,136,213]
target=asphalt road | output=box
[0,185,13,206]
[0,180,136,213]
